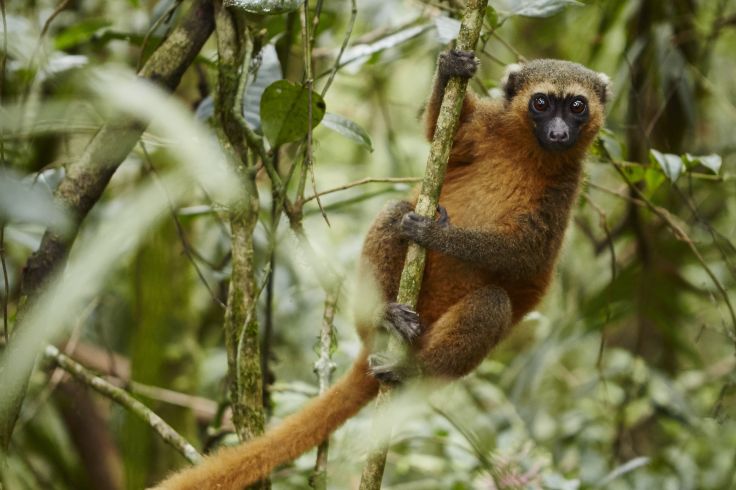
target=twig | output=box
[358,1,488,488]
[0,226,8,343]
[39,0,72,38]
[43,345,202,464]
[611,162,736,341]
[300,0,329,226]
[303,177,421,203]
[310,287,341,490]
[137,0,184,71]
[320,0,357,97]
[491,31,525,63]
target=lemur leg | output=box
[417,286,512,379]
[355,200,414,342]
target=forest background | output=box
[0,0,735,489]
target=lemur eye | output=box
[570,98,587,114]
[532,94,549,112]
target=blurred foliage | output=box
[0,0,735,489]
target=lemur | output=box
[154,50,611,489]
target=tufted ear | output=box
[500,63,524,100]
[595,72,613,105]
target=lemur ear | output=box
[595,72,613,105]
[501,63,524,100]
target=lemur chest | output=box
[439,160,546,229]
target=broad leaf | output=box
[224,0,304,15]
[434,16,461,44]
[322,113,373,151]
[340,24,431,71]
[260,80,325,147]
[495,0,583,18]
[54,19,111,50]
[650,149,683,182]
[243,44,283,129]
[684,153,722,175]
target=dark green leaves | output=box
[259,80,325,147]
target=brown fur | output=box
[154,56,610,489]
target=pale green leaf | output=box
[224,0,304,15]
[321,113,373,151]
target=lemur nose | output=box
[548,129,569,142]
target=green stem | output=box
[357,1,488,488]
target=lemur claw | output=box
[382,303,422,343]
[436,205,450,228]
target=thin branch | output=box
[39,0,72,38]
[310,287,341,490]
[303,177,421,203]
[300,0,329,226]
[44,345,203,465]
[358,1,488,488]
[0,226,8,343]
[611,162,736,341]
[137,0,184,71]
[491,31,526,63]
[320,0,357,97]
[581,191,618,281]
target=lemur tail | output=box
[153,348,379,490]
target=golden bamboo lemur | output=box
[155,51,611,489]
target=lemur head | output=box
[501,60,611,152]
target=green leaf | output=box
[224,0,304,15]
[644,167,665,193]
[434,16,461,44]
[260,80,326,147]
[684,153,722,175]
[621,164,646,184]
[54,19,111,50]
[321,113,373,151]
[243,44,283,129]
[501,0,583,18]
[486,6,500,29]
[649,149,683,182]
[599,131,623,162]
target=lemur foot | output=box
[368,352,419,385]
[439,49,479,79]
[382,303,422,343]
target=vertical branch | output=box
[358,2,488,488]
[212,6,267,482]
[310,287,340,490]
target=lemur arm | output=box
[424,50,479,141]
[400,209,552,282]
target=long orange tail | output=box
[153,348,379,490]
